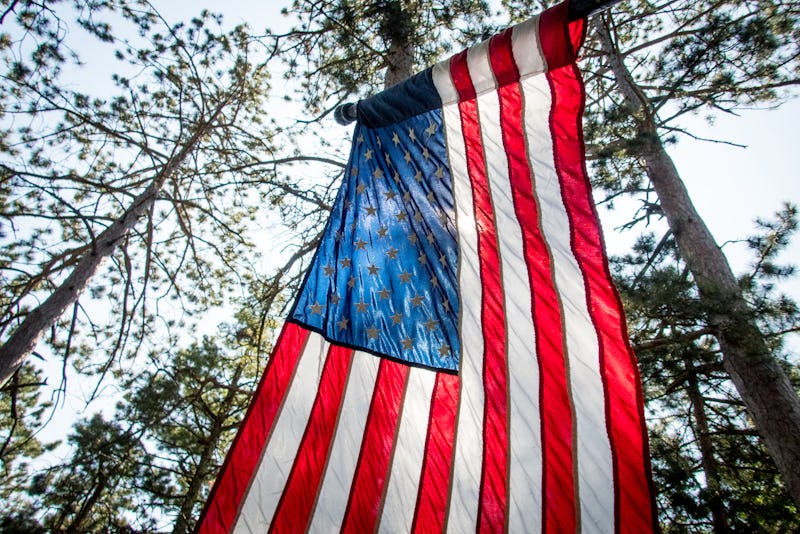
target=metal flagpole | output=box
[566,0,622,21]
[333,0,623,125]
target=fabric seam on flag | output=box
[545,9,590,530]
[504,56,576,534]
[493,57,546,534]
[549,64,617,531]
[435,62,463,534]
[545,66,584,534]
[474,55,514,534]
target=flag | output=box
[197,2,655,532]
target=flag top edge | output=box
[355,2,581,129]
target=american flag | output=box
[197,2,655,533]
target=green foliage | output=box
[29,413,161,532]
[612,206,799,530]
[6,313,266,531]
[124,336,262,531]
[579,0,800,200]
[0,363,56,504]
[0,0,317,384]
[281,0,493,115]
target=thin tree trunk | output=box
[595,17,800,506]
[65,468,109,534]
[382,0,414,88]
[0,102,226,386]
[685,357,730,533]
[384,38,414,89]
[173,364,245,534]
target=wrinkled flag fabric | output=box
[197,2,655,533]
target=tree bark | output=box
[382,1,414,88]
[65,468,109,534]
[685,357,731,533]
[595,17,800,506]
[0,102,226,386]
[173,364,244,534]
[384,38,414,89]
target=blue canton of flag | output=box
[291,109,460,371]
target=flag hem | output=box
[289,318,460,376]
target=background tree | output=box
[0,0,329,386]
[6,304,269,531]
[281,0,493,114]
[0,362,54,506]
[613,204,799,530]
[127,329,263,534]
[27,412,159,532]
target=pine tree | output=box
[27,413,158,532]
[126,334,262,533]
[613,204,799,529]
[281,0,493,115]
[0,0,308,387]
[0,363,55,506]
[6,304,270,531]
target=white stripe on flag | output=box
[475,67,544,534]
[433,62,459,106]
[435,67,485,534]
[521,72,616,532]
[232,332,330,534]
[511,15,546,78]
[378,367,437,533]
[307,350,380,533]
[464,40,495,98]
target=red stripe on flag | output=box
[450,49,510,533]
[489,29,577,532]
[541,13,656,534]
[411,372,460,534]
[196,322,310,534]
[267,344,354,533]
[341,359,409,533]
[538,1,578,71]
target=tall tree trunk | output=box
[684,356,730,533]
[173,364,245,534]
[384,38,414,88]
[595,18,800,505]
[382,0,414,88]
[0,103,226,386]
